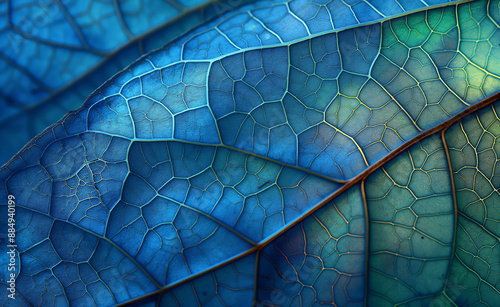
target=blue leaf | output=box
[1,0,499,306]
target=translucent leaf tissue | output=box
[0,0,499,306]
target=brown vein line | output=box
[118,91,500,307]
[441,127,459,299]
[118,249,258,306]
[361,179,370,307]
[254,90,500,254]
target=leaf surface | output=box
[1,0,499,306]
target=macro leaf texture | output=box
[0,0,253,165]
[1,0,500,306]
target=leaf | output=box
[1,0,499,306]
[0,0,465,166]
[0,0,252,165]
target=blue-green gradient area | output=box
[366,134,455,306]
[1,0,500,306]
[444,102,500,305]
[0,0,463,166]
[256,185,366,306]
[206,0,500,180]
